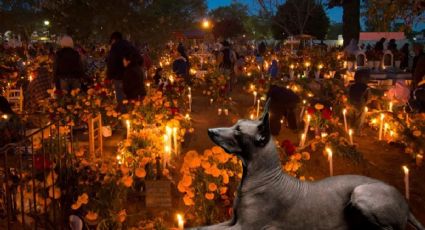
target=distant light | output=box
[44,20,50,26]
[202,19,210,29]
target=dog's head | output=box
[208,99,271,162]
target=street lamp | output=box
[44,20,50,26]
[201,19,210,29]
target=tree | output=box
[209,3,249,39]
[271,0,330,39]
[362,0,425,33]
[328,0,361,47]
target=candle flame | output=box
[364,107,368,113]
[349,129,353,135]
[402,165,409,174]
[326,148,333,158]
[343,108,347,115]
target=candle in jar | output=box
[326,148,333,176]
[342,109,348,133]
[349,129,353,145]
[253,91,257,105]
[177,214,184,230]
[402,166,409,200]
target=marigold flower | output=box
[71,202,81,210]
[314,103,324,110]
[208,183,218,191]
[181,175,192,187]
[121,176,133,187]
[302,152,311,160]
[135,168,146,178]
[183,195,194,206]
[205,193,215,200]
[413,130,422,137]
[116,209,127,223]
[85,211,98,221]
[219,187,228,194]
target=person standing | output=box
[348,69,371,133]
[412,43,425,88]
[106,32,132,106]
[374,37,386,54]
[122,50,146,101]
[400,43,410,70]
[53,35,84,93]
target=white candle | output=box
[402,166,409,200]
[299,133,306,147]
[188,94,192,112]
[389,101,393,112]
[173,127,178,155]
[188,87,191,95]
[210,98,213,104]
[166,126,172,153]
[302,114,311,146]
[326,148,333,176]
[250,114,254,120]
[342,109,348,133]
[126,120,131,139]
[349,129,353,145]
[379,114,384,140]
[218,108,222,115]
[163,135,171,167]
[177,214,184,230]
[146,82,150,94]
[256,99,260,118]
[299,100,306,120]
[253,91,257,105]
[224,109,229,116]
[406,113,410,127]
[383,123,389,138]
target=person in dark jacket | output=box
[374,37,386,54]
[53,35,84,93]
[387,39,397,53]
[266,84,300,135]
[348,69,371,133]
[122,50,146,101]
[412,43,425,88]
[172,50,189,81]
[400,43,410,70]
[106,32,133,105]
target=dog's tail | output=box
[408,212,425,230]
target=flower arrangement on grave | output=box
[178,147,242,225]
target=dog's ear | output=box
[255,99,271,147]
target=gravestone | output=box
[145,180,172,208]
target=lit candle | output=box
[389,101,393,112]
[224,109,229,116]
[166,126,172,153]
[177,214,184,230]
[250,114,254,120]
[218,108,222,115]
[146,82,150,93]
[406,113,410,127]
[299,133,306,147]
[402,166,409,200]
[126,120,131,139]
[326,148,333,176]
[173,127,178,155]
[299,100,306,120]
[416,154,423,167]
[349,129,353,145]
[188,87,191,95]
[188,94,192,112]
[302,114,311,146]
[379,114,385,140]
[343,109,348,133]
[210,98,213,104]
[383,123,389,138]
[253,91,257,105]
[256,99,260,118]
[321,132,328,139]
[185,113,190,120]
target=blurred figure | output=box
[344,39,359,56]
[348,69,371,133]
[107,32,132,106]
[400,43,410,70]
[25,62,53,111]
[412,43,425,88]
[266,84,300,135]
[374,37,386,54]
[387,80,410,104]
[268,60,279,79]
[122,50,146,101]
[53,35,84,93]
[387,39,397,53]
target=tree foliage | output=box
[328,0,361,47]
[209,3,248,39]
[272,0,330,39]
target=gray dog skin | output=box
[188,100,424,230]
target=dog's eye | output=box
[234,126,241,135]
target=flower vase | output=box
[395,60,401,69]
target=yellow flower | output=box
[135,168,146,178]
[181,175,192,187]
[294,153,302,160]
[413,130,422,137]
[302,152,311,160]
[314,103,324,110]
[219,187,228,195]
[208,183,218,192]
[205,193,215,200]
[222,172,229,184]
[85,211,98,221]
[121,176,133,188]
[116,209,127,223]
[183,195,194,206]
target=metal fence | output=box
[1,120,74,229]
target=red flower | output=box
[321,108,332,120]
[34,155,52,170]
[280,139,296,155]
[169,107,180,115]
[307,107,315,115]
[94,83,102,91]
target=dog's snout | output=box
[208,129,218,137]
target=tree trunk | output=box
[342,0,360,47]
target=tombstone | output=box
[145,180,172,208]
[88,114,103,158]
[382,50,393,69]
